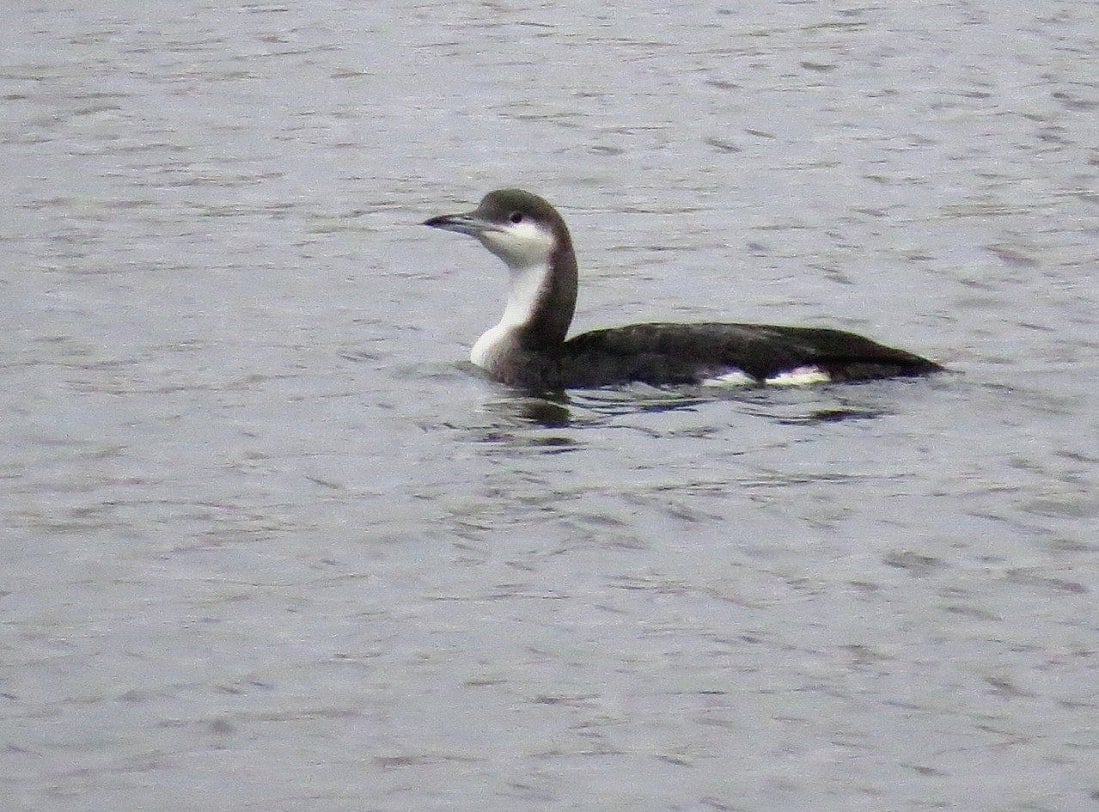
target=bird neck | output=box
[502,239,577,349]
[470,240,577,370]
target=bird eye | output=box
[509,212,523,224]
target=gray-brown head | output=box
[424,189,578,349]
[423,189,574,271]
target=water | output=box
[3,1,1097,809]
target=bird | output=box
[423,188,942,391]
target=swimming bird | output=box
[423,189,942,390]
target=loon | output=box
[424,189,943,391]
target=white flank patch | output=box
[701,369,756,387]
[765,366,831,386]
[702,366,832,387]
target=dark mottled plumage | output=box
[425,189,943,391]
[487,323,939,389]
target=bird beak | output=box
[422,210,491,237]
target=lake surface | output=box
[3,1,1097,809]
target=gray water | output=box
[3,1,1098,809]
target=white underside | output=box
[702,366,832,387]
